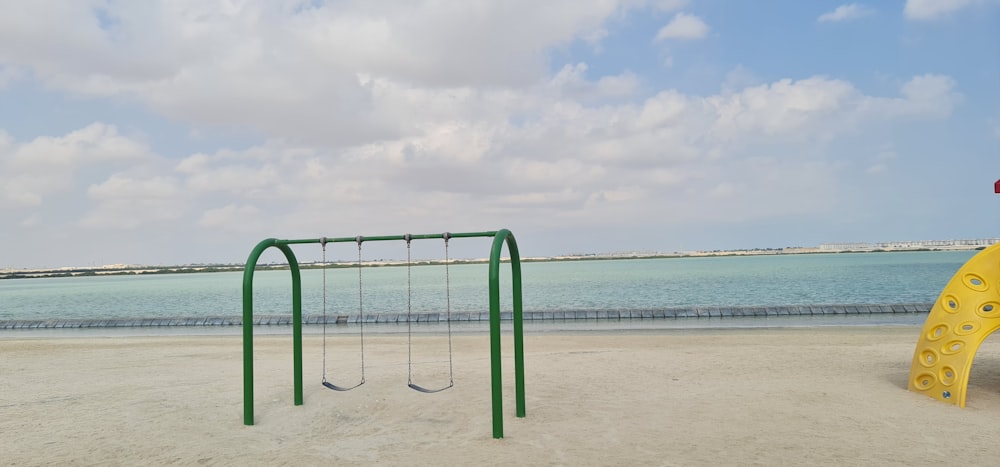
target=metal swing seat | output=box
[320,236,365,392]
[404,233,455,394]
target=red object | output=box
[995,179,1000,194]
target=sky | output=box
[1,0,999,268]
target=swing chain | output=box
[357,235,366,384]
[444,232,454,386]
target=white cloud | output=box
[7,123,148,170]
[547,63,641,101]
[894,74,961,118]
[903,0,997,20]
[655,12,709,41]
[0,3,681,167]
[145,72,951,236]
[81,175,185,229]
[0,0,635,145]
[636,90,689,130]
[818,4,875,22]
[198,204,263,233]
[706,77,860,139]
[87,174,180,201]
[0,67,962,252]
[0,123,153,208]
[597,73,642,97]
[0,67,967,265]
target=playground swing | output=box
[319,236,366,392]
[404,233,455,394]
[242,229,525,439]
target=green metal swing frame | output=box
[241,229,525,439]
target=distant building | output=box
[820,238,1000,251]
[819,242,872,251]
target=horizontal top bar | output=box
[275,230,498,246]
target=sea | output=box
[0,250,978,336]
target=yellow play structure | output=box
[909,242,1000,406]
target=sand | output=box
[3,326,1000,466]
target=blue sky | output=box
[1,0,999,268]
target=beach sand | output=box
[3,326,1000,465]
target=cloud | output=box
[706,77,861,138]
[3,69,958,238]
[903,0,997,20]
[198,204,264,233]
[0,123,152,208]
[0,0,634,142]
[547,63,641,101]
[0,1,644,161]
[0,122,186,242]
[151,73,959,236]
[0,65,23,89]
[818,4,875,22]
[655,12,709,41]
[82,175,185,229]
[895,74,961,118]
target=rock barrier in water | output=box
[0,303,933,329]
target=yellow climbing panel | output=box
[909,242,1000,407]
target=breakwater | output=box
[0,303,933,329]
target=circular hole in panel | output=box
[941,340,965,355]
[956,322,980,335]
[943,295,960,313]
[964,274,988,291]
[977,302,1000,319]
[919,349,938,367]
[927,324,949,341]
[914,373,935,390]
[943,390,952,399]
[939,366,956,386]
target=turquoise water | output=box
[0,250,976,322]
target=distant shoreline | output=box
[0,243,989,280]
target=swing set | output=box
[241,229,525,439]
